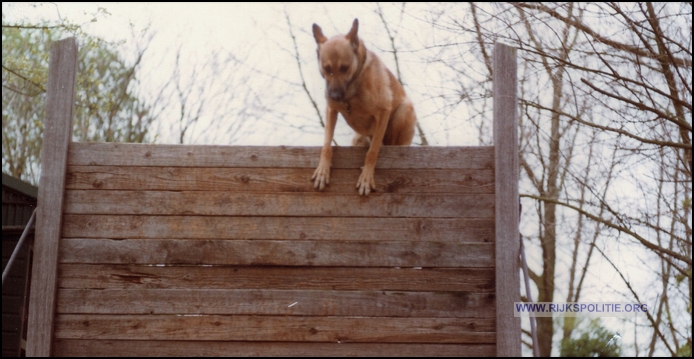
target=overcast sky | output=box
[4,2,477,146]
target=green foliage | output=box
[2,17,154,185]
[560,318,622,357]
[676,340,692,357]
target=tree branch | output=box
[283,10,336,146]
[511,2,692,67]
[593,243,677,356]
[520,193,693,266]
[580,78,691,132]
[523,100,692,150]
[2,65,46,93]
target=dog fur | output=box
[311,18,417,196]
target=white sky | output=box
[4,2,474,146]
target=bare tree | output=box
[163,44,257,145]
[421,1,691,356]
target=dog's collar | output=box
[345,45,368,98]
[353,44,367,80]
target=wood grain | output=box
[63,190,494,218]
[58,264,496,292]
[27,37,78,357]
[59,238,494,267]
[57,288,495,318]
[61,214,495,242]
[66,166,494,194]
[54,314,496,343]
[54,340,496,357]
[68,143,495,169]
[493,42,521,356]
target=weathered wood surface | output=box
[59,238,494,267]
[48,143,501,355]
[57,289,495,318]
[64,190,494,218]
[493,42,521,356]
[28,34,519,358]
[54,340,496,357]
[27,37,78,357]
[62,215,495,242]
[66,166,494,194]
[58,265,496,292]
[68,143,494,169]
[54,314,495,343]
[52,145,498,355]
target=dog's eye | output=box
[324,66,332,75]
[340,65,349,74]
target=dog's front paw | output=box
[311,162,331,191]
[356,167,376,196]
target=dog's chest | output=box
[336,101,377,134]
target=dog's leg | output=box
[312,107,338,190]
[356,111,390,196]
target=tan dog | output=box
[311,18,417,196]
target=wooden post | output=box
[26,37,78,357]
[493,42,520,356]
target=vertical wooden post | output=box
[493,42,520,356]
[26,37,77,357]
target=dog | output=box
[311,18,417,196]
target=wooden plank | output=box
[54,314,495,343]
[54,340,497,357]
[493,42,521,356]
[58,265,496,292]
[68,143,495,169]
[59,238,494,267]
[66,166,494,194]
[61,215,495,242]
[57,289,495,318]
[63,190,495,218]
[27,37,78,357]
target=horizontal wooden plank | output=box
[57,289,495,318]
[55,314,495,343]
[62,215,494,242]
[64,190,494,218]
[54,339,497,357]
[66,166,494,194]
[58,265,496,292]
[59,238,494,267]
[68,143,494,169]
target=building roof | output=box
[2,173,38,199]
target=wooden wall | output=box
[27,37,519,357]
[52,143,497,356]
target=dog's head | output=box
[312,19,365,102]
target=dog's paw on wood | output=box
[356,167,376,196]
[311,162,331,191]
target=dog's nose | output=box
[328,89,344,101]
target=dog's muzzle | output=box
[328,88,345,102]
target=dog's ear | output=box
[312,23,327,45]
[346,18,359,49]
